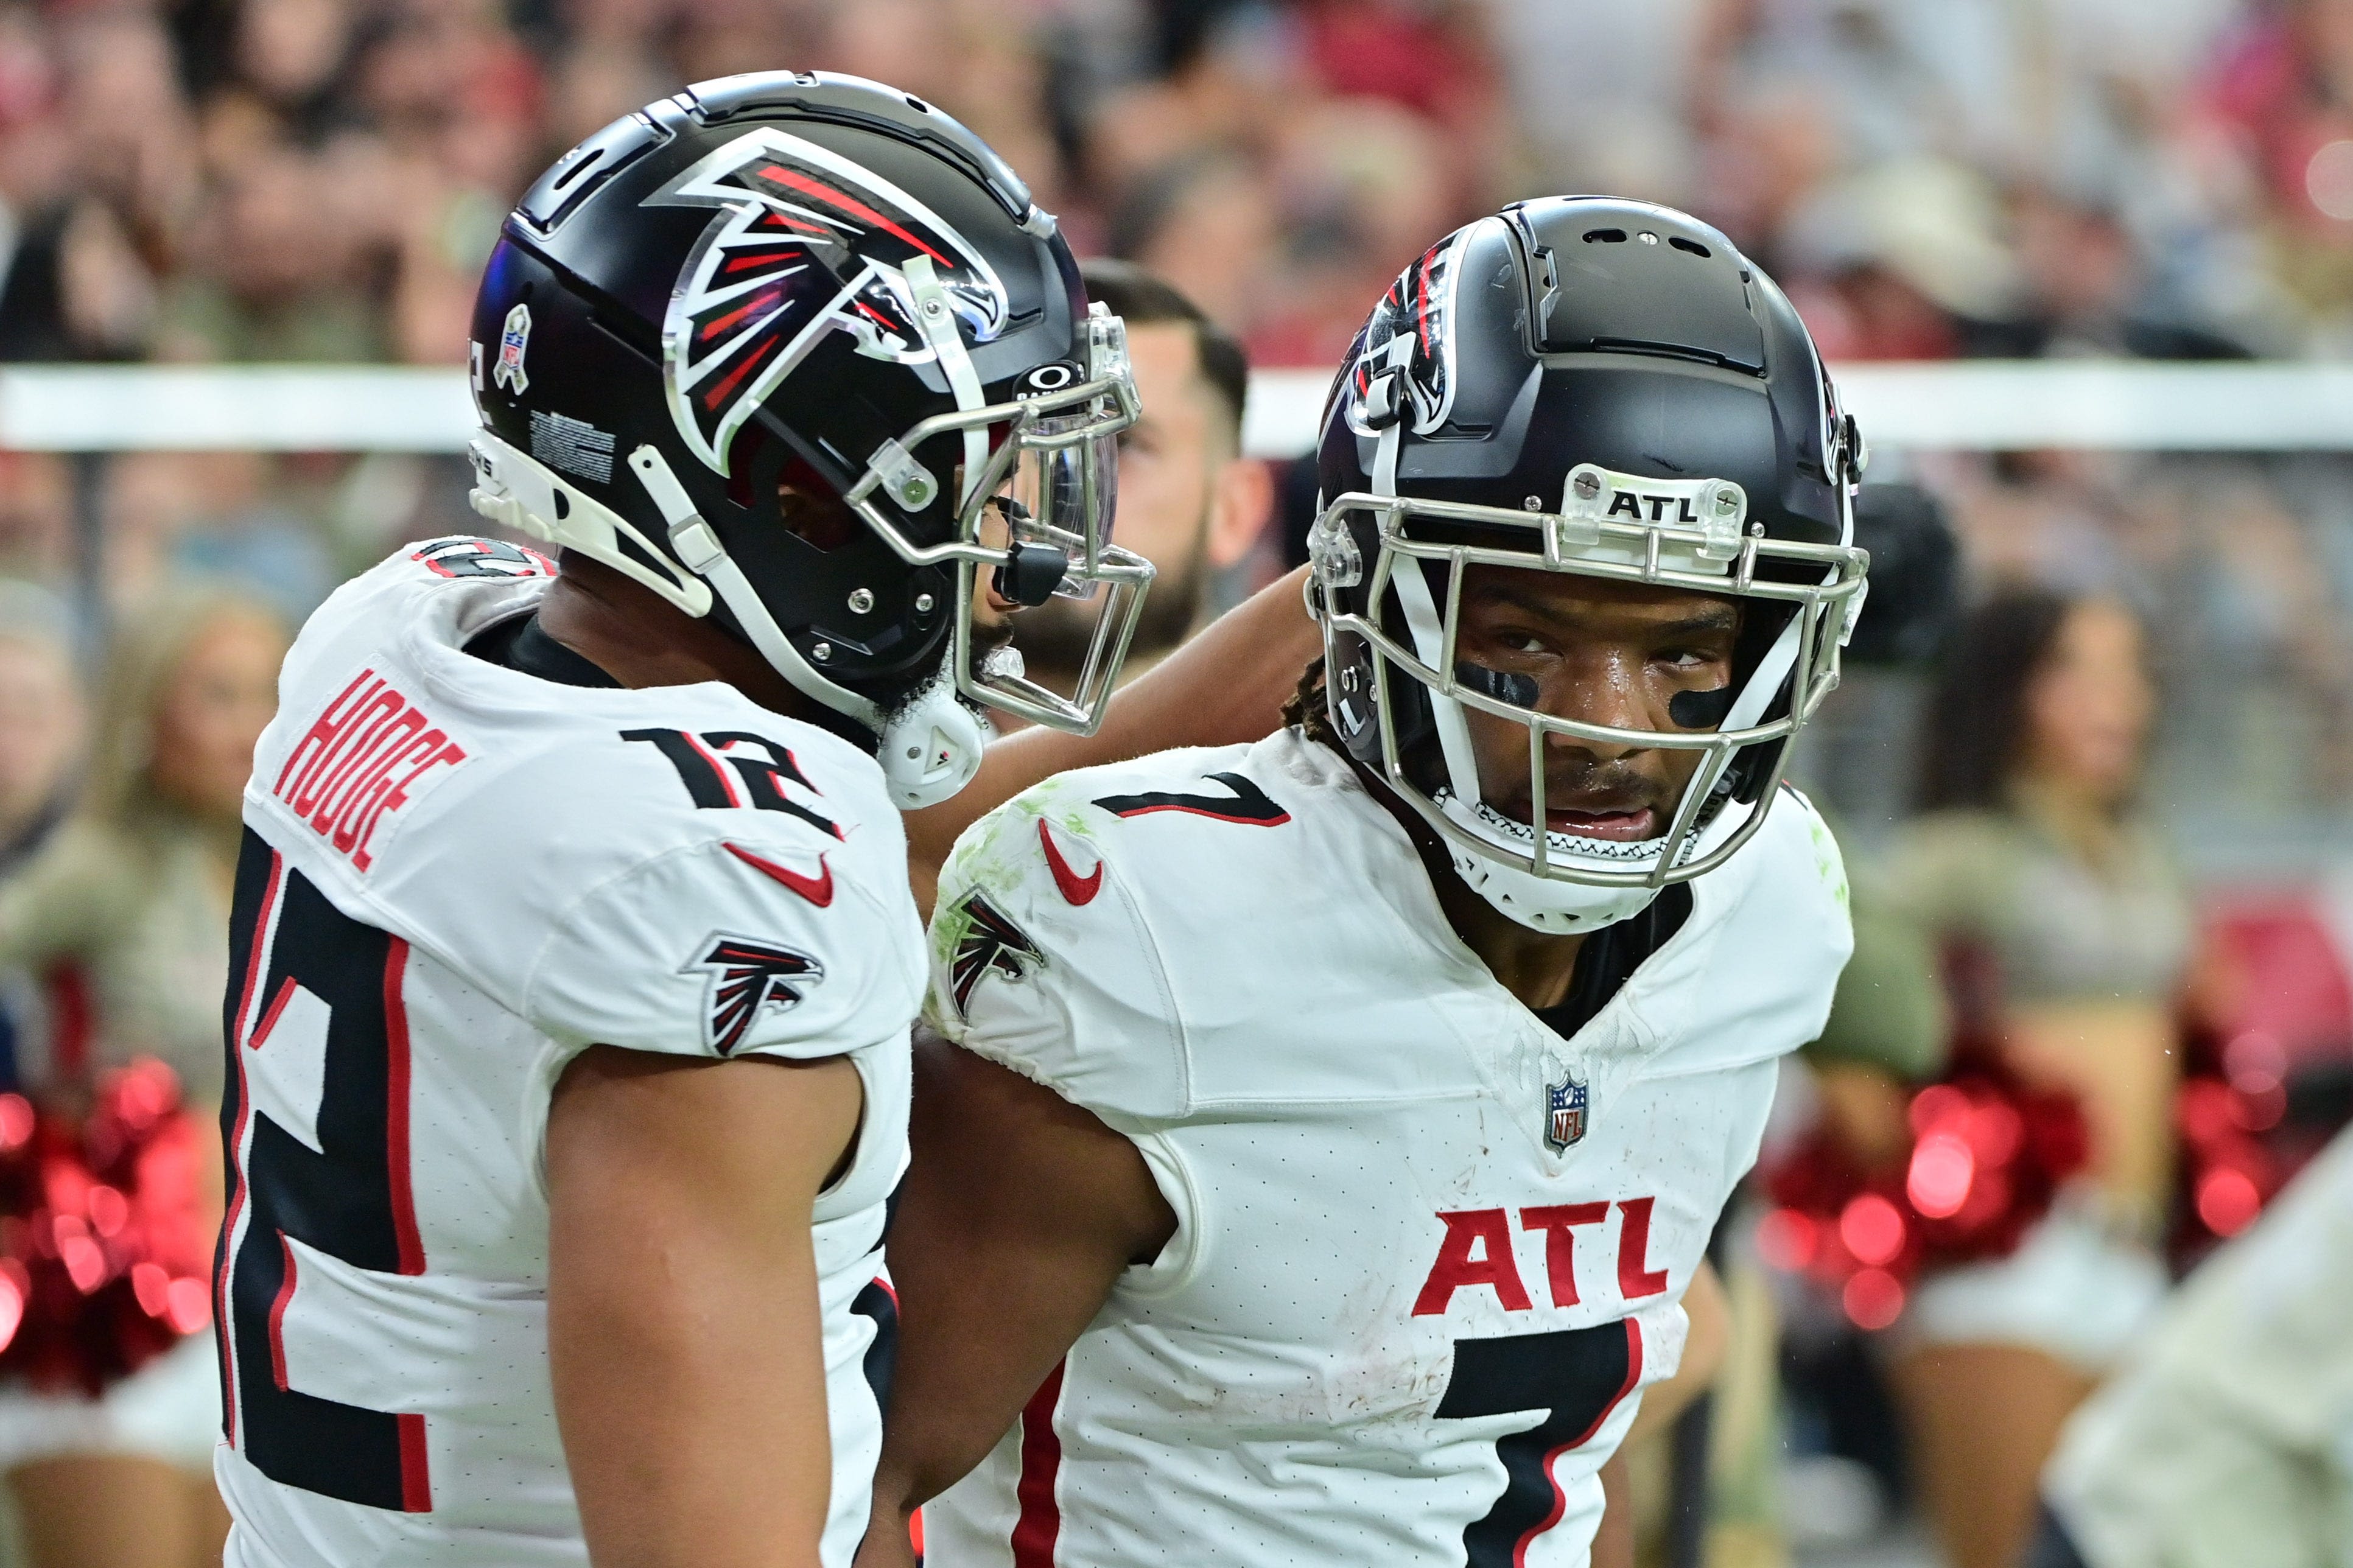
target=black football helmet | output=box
[466,72,1151,806]
[1309,197,1870,932]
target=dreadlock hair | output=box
[1284,656,1343,751]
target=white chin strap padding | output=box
[1686,604,1806,807]
[875,680,984,809]
[1387,550,1483,803]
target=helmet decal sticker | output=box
[647,127,1012,473]
[1345,220,1476,438]
[494,303,531,395]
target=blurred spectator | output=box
[1781,158,2019,360]
[1011,257,1269,701]
[1107,151,1280,338]
[0,589,286,1568]
[0,10,190,363]
[0,453,76,592]
[160,141,385,362]
[2201,0,2353,336]
[1975,180,2258,359]
[0,581,82,880]
[1873,587,2204,1568]
[0,581,83,1097]
[102,453,339,624]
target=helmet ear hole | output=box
[778,477,859,553]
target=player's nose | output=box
[1535,656,1655,760]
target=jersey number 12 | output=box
[216,831,432,1512]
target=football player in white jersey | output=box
[211,73,1319,1568]
[860,198,1871,1568]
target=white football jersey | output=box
[212,539,921,1567]
[922,728,1850,1568]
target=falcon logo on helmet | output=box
[647,127,1011,475]
[1345,228,1468,439]
[685,933,825,1054]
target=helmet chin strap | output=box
[627,443,984,809]
[1685,609,1803,808]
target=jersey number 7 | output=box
[216,832,432,1512]
[1436,1319,1643,1567]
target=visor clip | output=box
[1555,464,1607,550]
[1695,479,1746,562]
[870,438,939,511]
[995,541,1068,607]
[1310,514,1362,589]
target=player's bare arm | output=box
[855,1032,1174,1568]
[1626,1258,1729,1446]
[549,1046,863,1568]
[1593,1454,1634,1568]
[903,562,1317,915]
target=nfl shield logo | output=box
[1546,1070,1589,1153]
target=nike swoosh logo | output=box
[1036,818,1101,906]
[724,842,833,907]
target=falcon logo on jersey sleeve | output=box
[945,893,1042,1021]
[644,126,1011,474]
[684,934,824,1054]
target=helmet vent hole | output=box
[906,95,929,113]
[551,149,604,191]
[1669,236,1711,257]
[551,488,570,520]
[1583,228,1627,244]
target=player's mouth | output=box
[1543,804,1661,841]
[1492,776,1667,842]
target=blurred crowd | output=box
[5,1,2353,828]
[18,0,2353,373]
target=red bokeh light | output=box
[1843,1269,1906,1330]
[1756,1209,1818,1272]
[2196,1167,2263,1236]
[131,1262,170,1319]
[1907,1132,1976,1219]
[85,1185,128,1239]
[1840,1194,1907,1267]
[0,1095,32,1153]
[1908,1084,1969,1137]
[164,1277,211,1335]
[2229,1082,2287,1132]
[1965,1102,2024,1166]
